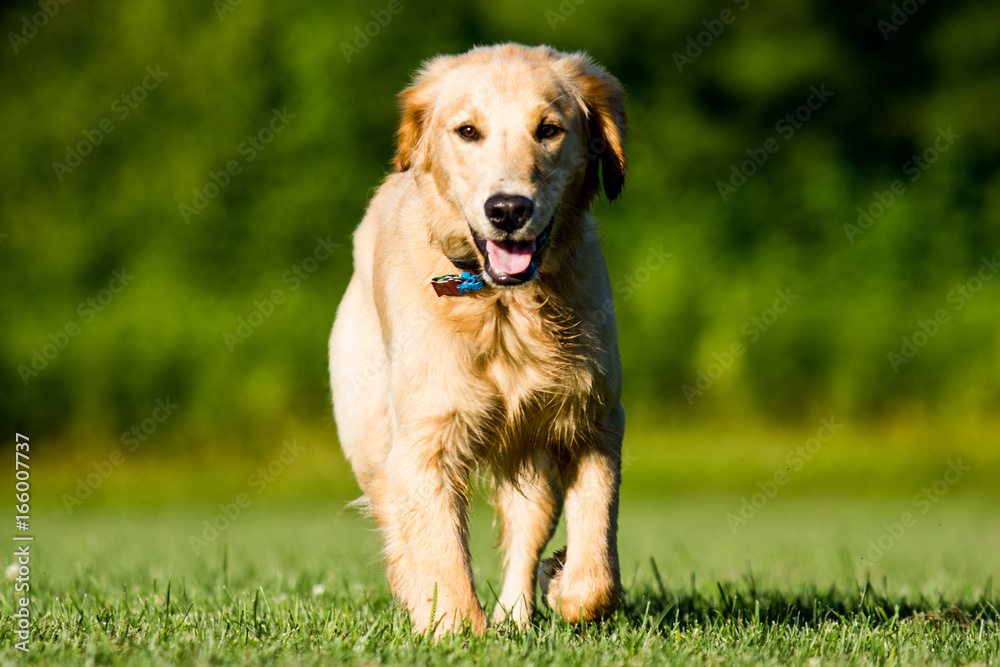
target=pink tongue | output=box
[486,240,535,275]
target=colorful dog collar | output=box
[431,271,486,297]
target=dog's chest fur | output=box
[447,290,607,468]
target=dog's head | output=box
[394,44,627,287]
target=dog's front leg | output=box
[493,451,563,626]
[540,405,624,623]
[371,431,486,636]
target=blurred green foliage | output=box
[2,0,999,451]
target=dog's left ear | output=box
[560,53,628,201]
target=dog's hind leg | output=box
[493,451,563,626]
[329,275,391,495]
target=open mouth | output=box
[471,218,554,286]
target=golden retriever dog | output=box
[328,43,627,635]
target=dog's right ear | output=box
[393,57,453,172]
[393,83,428,172]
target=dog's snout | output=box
[484,194,533,233]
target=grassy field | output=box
[2,487,998,665]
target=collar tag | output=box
[431,271,486,297]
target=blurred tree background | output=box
[2,0,998,466]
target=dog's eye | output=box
[537,124,563,140]
[456,125,480,141]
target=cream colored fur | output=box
[328,43,628,636]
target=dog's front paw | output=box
[538,546,619,623]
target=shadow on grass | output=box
[615,559,999,629]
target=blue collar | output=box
[431,271,486,297]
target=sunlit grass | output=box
[2,492,997,665]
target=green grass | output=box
[2,493,998,665]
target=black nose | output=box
[484,194,533,233]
